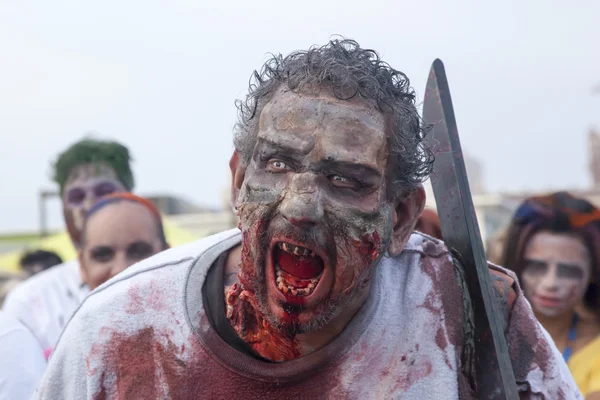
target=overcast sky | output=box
[0,0,599,233]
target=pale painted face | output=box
[521,231,592,318]
[62,163,126,247]
[79,201,164,291]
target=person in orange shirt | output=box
[502,192,600,399]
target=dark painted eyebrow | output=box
[557,263,584,270]
[316,159,382,180]
[127,240,153,248]
[524,259,584,271]
[524,258,546,265]
[255,137,309,159]
[90,245,113,251]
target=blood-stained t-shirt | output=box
[34,229,582,399]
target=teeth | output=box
[275,272,320,297]
[278,242,318,258]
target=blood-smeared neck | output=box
[225,281,301,362]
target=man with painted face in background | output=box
[36,40,580,399]
[3,138,133,359]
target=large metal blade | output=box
[422,59,518,399]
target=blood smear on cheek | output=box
[353,232,382,261]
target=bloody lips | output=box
[273,243,324,297]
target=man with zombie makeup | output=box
[3,138,133,359]
[35,40,580,399]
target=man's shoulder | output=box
[400,233,519,308]
[403,232,451,258]
[488,263,519,311]
[3,260,79,305]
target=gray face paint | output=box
[62,163,126,247]
[234,87,396,337]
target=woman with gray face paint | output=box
[502,192,600,399]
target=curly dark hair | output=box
[52,137,134,193]
[233,38,433,197]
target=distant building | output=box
[146,195,210,215]
[589,129,600,187]
[465,153,485,195]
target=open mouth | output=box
[273,242,324,297]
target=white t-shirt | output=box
[35,230,581,399]
[2,260,89,357]
[0,310,46,399]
